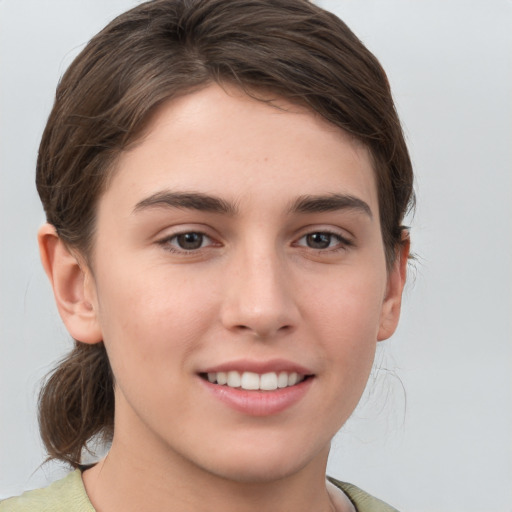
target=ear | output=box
[38,223,103,344]
[377,233,410,341]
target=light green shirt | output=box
[0,471,94,512]
[1,470,399,511]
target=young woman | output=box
[1,0,413,510]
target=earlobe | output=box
[377,234,410,341]
[38,223,103,344]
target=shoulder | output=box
[327,476,400,512]
[0,470,95,512]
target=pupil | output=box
[307,233,330,249]
[177,232,203,250]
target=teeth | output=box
[205,371,306,390]
[241,371,260,390]
[260,372,278,391]
[227,371,241,388]
[277,372,289,388]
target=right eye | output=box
[159,231,214,252]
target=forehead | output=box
[104,84,378,215]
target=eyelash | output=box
[157,229,353,255]
[294,230,353,252]
[158,231,216,253]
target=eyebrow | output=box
[133,190,372,219]
[289,194,373,218]
[133,191,238,215]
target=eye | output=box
[296,231,351,251]
[160,231,214,252]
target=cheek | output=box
[93,263,219,366]
[308,264,386,329]
[92,266,219,422]
[305,267,386,370]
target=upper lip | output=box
[200,358,314,375]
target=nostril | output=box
[221,291,299,338]
[232,323,294,338]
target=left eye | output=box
[296,232,347,250]
[163,232,212,251]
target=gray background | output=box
[1,1,511,510]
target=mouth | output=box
[198,364,315,416]
[199,371,311,391]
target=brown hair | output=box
[37,0,414,467]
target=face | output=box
[80,84,405,482]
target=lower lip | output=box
[200,377,313,416]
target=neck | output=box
[81,394,349,512]
[83,438,338,512]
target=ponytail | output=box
[38,342,114,467]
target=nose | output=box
[220,245,299,339]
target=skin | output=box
[39,84,408,512]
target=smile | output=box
[200,369,314,416]
[204,371,306,391]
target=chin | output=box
[194,438,329,484]
[210,460,305,484]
